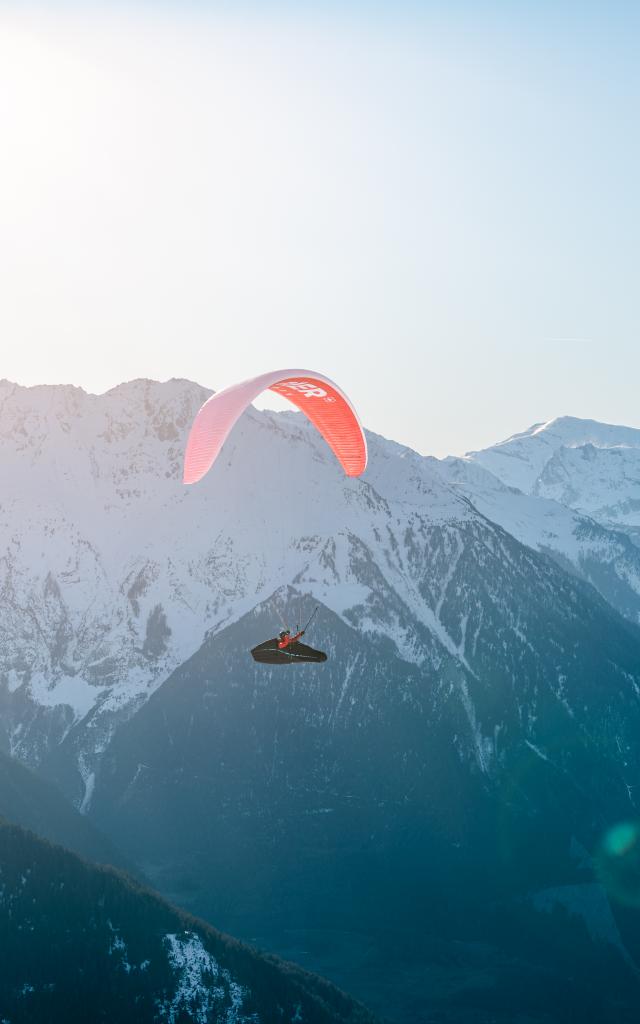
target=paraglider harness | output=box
[251,606,326,664]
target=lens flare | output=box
[596,821,640,907]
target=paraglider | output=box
[183,371,366,665]
[251,635,327,665]
[183,368,367,485]
[250,608,327,665]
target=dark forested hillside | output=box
[0,821,380,1024]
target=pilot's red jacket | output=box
[277,630,304,650]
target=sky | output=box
[0,1,639,457]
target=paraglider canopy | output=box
[183,368,367,485]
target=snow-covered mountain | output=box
[0,377,482,805]
[441,453,640,625]
[2,382,640,802]
[4,381,640,1021]
[466,416,640,542]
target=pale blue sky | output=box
[0,2,638,455]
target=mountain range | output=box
[2,379,640,1021]
[467,416,640,542]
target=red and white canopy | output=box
[183,369,367,485]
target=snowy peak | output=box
[466,415,640,538]
[496,415,640,450]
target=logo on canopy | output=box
[285,381,328,399]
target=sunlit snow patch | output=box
[28,673,97,720]
[159,932,259,1024]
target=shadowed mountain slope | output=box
[0,749,126,868]
[91,575,640,1023]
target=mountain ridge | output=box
[465,414,640,540]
